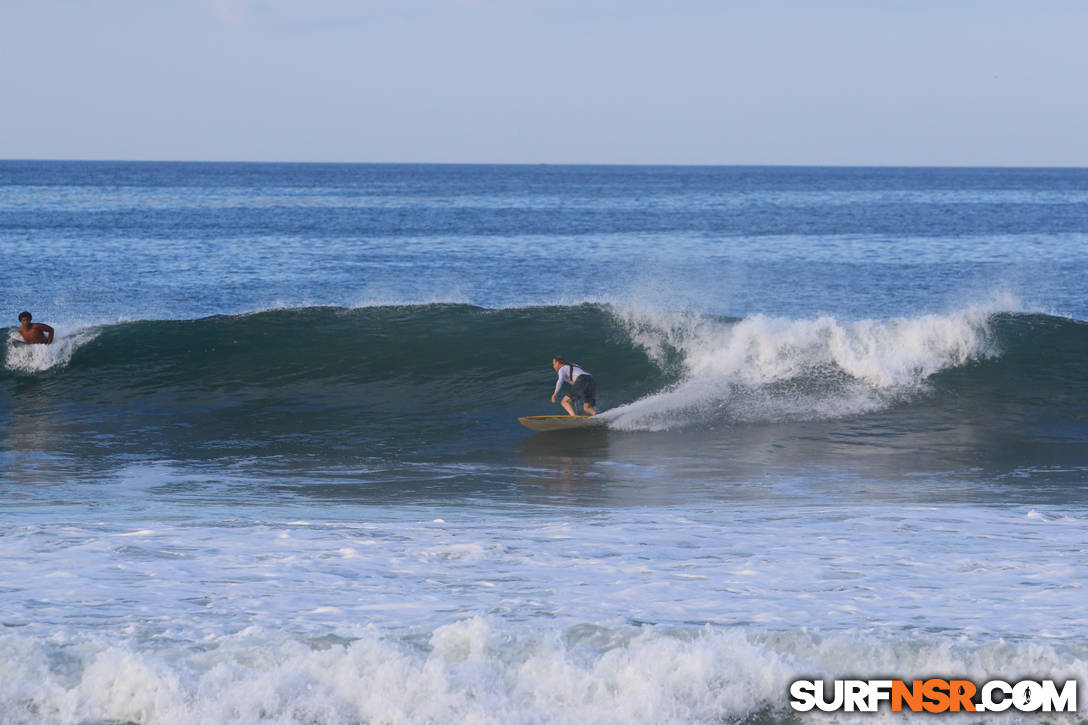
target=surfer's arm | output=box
[552,366,569,401]
[38,324,54,344]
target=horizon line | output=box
[3,157,1088,171]
[6,156,1088,170]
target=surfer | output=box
[13,311,54,345]
[551,356,598,416]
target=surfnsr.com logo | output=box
[789,679,1077,714]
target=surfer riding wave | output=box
[551,355,598,416]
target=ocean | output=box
[1,161,1086,724]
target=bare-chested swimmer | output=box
[13,311,54,345]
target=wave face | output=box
[2,304,1085,466]
[1,305,668,463]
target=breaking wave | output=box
[2,303,1084,455]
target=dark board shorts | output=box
[568,374,597,407]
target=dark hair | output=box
[18,311,31,321]
[552,355,567,365]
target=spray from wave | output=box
[603,303,1007,431]
[3,327,99,374]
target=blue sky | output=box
[2,1,1085,165]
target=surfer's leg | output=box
[581,376,597,415]
[561,395,576,416]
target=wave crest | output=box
[3,303,1082,445]
[605,305,1004,430]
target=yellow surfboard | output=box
[517,415,605,432]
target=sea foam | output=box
[3,326,98,374]
[604,301,1010,431]
[2,622,1084,725]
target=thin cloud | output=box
[210,0,252,25]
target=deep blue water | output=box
[3,162,1086,322]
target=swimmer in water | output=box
[13,311,54,345]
